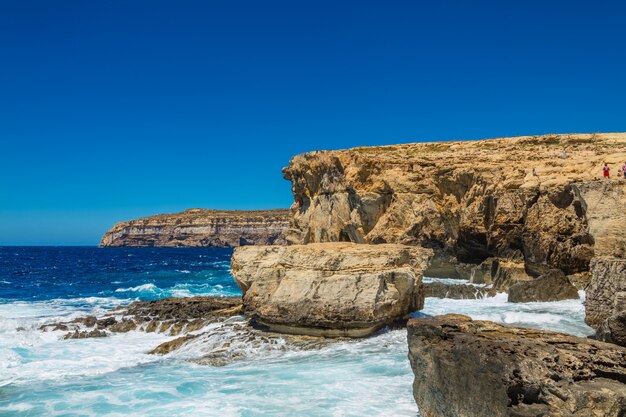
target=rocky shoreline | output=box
[84,133,626,415]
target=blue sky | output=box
[1,1,625,245]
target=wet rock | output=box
[508,269,579,303]
[64,329,108,339]
[44,296,243,338]
[423,282,491,299]
[407,314,626,417]
[231,243,432,337]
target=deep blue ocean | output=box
[0,247,592,416]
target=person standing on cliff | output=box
[603,163,610,178]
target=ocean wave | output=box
[115,283,159,293]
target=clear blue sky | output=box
[1,1,625,245]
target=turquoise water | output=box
[0,247,594,416]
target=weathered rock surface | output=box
[423,282,492,299]
[586,257,626,327]
[231,243,432,337]
[508,269,579,303]
[100,208,290,247]
[596,311,626,348]
[41,296,243,338]
[407,314,626,417]
[283,133,626,292]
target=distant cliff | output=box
[100,209,290,247]
[282,133,626,294]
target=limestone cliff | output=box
[283,133,626,294]
[100,208,290,247]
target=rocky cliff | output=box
[100,208,290,247]
[283,133,626,295]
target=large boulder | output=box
[586,257,626,328]
[407,314,626,417]
[231,243,432,337]
[508,269,579,303]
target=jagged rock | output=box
[596,312,626,347]
[231,243,432,337]
[282,133,626,290]
[64,329,108,339]
[423,282,491,299]
[586,257,626,328]
[407,314,626,417]
[100,208,290,247]
[508,269,579,303]
[41,296,243,338]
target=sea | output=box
[0,247,594,416]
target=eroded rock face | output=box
[100,208,290,247]
[508,269,579,303]
[231,243,432,337]
[407,314,626,417]
[586,257,626,327]
[282,133,626,291]
[596,312,626,348]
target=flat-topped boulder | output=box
[231,243,432,337]
[407,314,626,417]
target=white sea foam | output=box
[0,283,594,416]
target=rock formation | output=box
[586,257,626,327]
[41,296,337,366]
[282,133,626,302]
[596,311,626,348]
[231,243,432,337]
[508,269,579,303]
[41,296,244,337]
[423,281,492,299]
[99,208,290,247]
[407,314,626,417]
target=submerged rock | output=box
[508,269,579,303]
[407,314,626,417]
[423,282,492,299]
[41,296,243,339]
[231,242,432,337]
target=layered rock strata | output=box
[231,243,432,337]
[100,208,290,247]
[407,314,626,417]
[282,133,626,295]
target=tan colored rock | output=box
[508,269,579,303]
[407,314,626,417]
[100,208,290,247]
[231,243,432,337]
[282,134,626,290]
[586,257,626,327]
